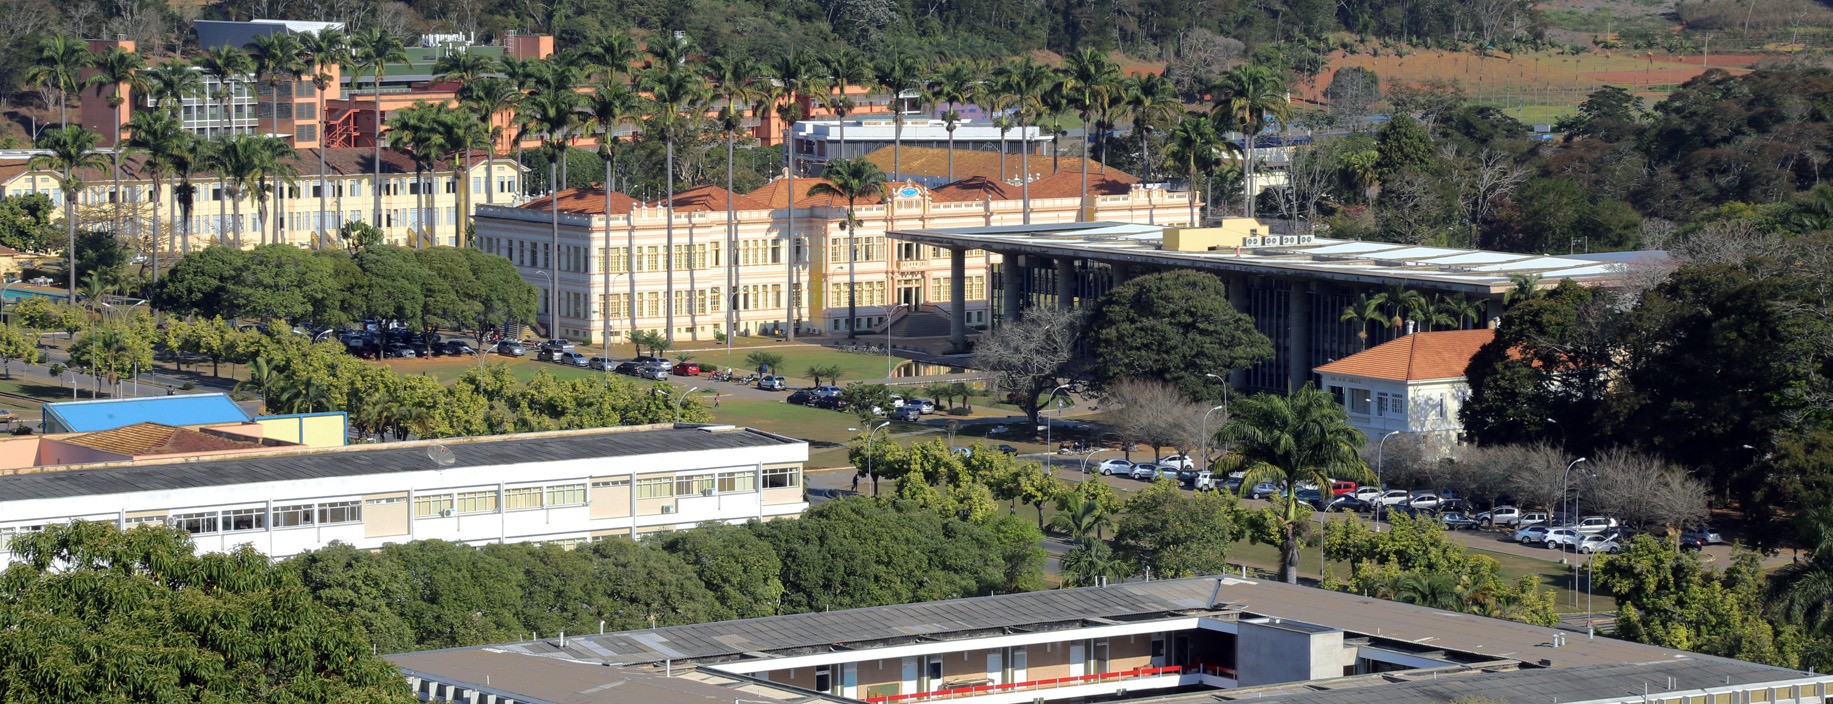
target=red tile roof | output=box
[1314,329,1496,382]
[63,422,262,456]
[862,145,1133,184]
[650,184,770,212]
[745,177,888,209]
[931,176,1020,202]
[1020,170,1139,199]
[519,188,641,215]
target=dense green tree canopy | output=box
[1084,270,1273,401]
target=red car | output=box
[1331,480,1358,496]
[672,362,702,376]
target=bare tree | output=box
[1445,145,1527,249]
[1358,433,1443,490]
[1100,378,1214,458]
[973,305,1082,427]
[1475,443,1575,513]
[1586,449,1709,537]
[1268,137,1337,237]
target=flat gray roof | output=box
[1184,658,1808,703]
[889,222,1643,295]
[488,579,1229,665]
[389,649,831,704]
[0,425,799,501]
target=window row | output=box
[160,501,362,536]
[412,484,587,518]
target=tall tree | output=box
[1210,65,1289,218]
[29,126,106,303]
[822,49,871,162]
[642,65,711,342]
[582,79,644,350]
[519,59,583,336]
[301,28,351,246]
[769,49,824,341]
[708,55,767,354]
[872,53,925,183]
[352,28,411,226]
[458,77,521,207]
[1059,49,1123,211]
[1163,115,1229,226]
[248,33,309,246]
[928,62,980,182]
[84,45,147,239]
[1085,270,1273,401]
[25,35,91,127]
[124,110,189,299]
[433,48,495,235]
[992,58,1054,223]
[197,45,255,139]
[1126,72,1183,183]
[1225,384,1369,583]
[807,158,888,338]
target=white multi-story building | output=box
[1314,328,1495,450]
[0,424,808,563]
[794,118,1052,173]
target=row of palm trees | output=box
[1338,283,1487,348]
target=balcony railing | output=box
[862,665,1185,704]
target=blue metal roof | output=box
[44,393,251,433]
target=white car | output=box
[1407,493,1442,510]
[1574,516,1620,534]
[1157,455,1195,470]
[1541,528,1581,549]
[1478,506,1521,527]
[1351,486,1385,503]
[1577,534,1623,554]
[887,395,905,408]
[1517,512,1550,528]
[1377,489,1412,506]
[1097,459,1135,476]
[1513,525,1551,544]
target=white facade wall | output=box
[1319,372,1468,451]
[0,437,807,563]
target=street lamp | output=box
[1199,404,1227,474]
[1080,447,1117,476]
[1041,383,1071,453]
[1204,372,1232,452]
[656,386,700,422]
[1376,430,1405,532]
[1545,417,1566,449]
[849,421,892,496]
[1560,456,1589,608]
[533,269,555,338]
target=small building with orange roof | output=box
[1314,328,1497,449]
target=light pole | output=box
[1560,456,1589,608]
[1080,447,1116,476]
[533,269,555,339]
[1376,430,1404,532]
[885,302,904,378]
[1545,417,1566,450]
[1199,404,1226,474]
[1041,383,1071,453]
[1204,372,1231,452]
[850,421,892,495]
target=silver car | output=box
[638,366,671,381]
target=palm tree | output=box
[708,55,767,354]
[983,89,1018,181]
[1771,507,1833,635]
[1377,282,1422,331]
[457,78,520,209]
[498,55,545,192]
[1339,292,1384,350]
[84,45,147,237]
[1436,293,1482,330]
[769,49,824,341]
[385,103,449,247]
[645,32,696,74]
[1394,572,1464,610]
[246,32,308,245]
[928,62,979,182]
[432,48,495,236]
[1061,539,1129,587]
[872,54,925,183]
[1059,49,1124,211]
[580,80,643,345]
[144,59,203,115]
[124,110,188,299]
[1340,147,1379,202]
[1163,115,1227,227]
[580,32,640,84]
[30,126,107,302]
[205,134,296,248]
[300,28,350,245]
[352,28,411,226]
[1210,65,1289,219]
[643,66,711,343]
[518,80,582,337]
[822,49,871,162]
[1048,491,1114,541]
[26,35,92,127]
[197,45,256,139]
[1225,383,1369,583]
[992,58,1054,224]
[1126,72,1182,183]
[1504,273,1546,306]
[806,158,887,339]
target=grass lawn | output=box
[684,344,912,386]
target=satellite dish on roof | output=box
[427,444,457,467]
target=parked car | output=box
[757,375,787,391]
[887,395,905,408]
[537,349,559,362]
[613,361,640,375]
[1513,525,1552,544]
[672,362,702,376]
[588,356,616,371]
[1440,512,1480,530]
[1130,463,1163,480]
[1577,534,1623,554]
[1295,488,1324,508]
[1177,468,1202,487]
[811,385,844,398]
[1681,527,1725,545]
[1330,480,1358,496]
[1377,489,1413,506]
[1247,481,1281,500]
[540,339,575,352]
[908,398,937,414]
[1541,528,1582,550]
[556,351,590,367]
[1407,493,1443,510]
[892,405,923,422]
[1516,512,1550,528]
[1221,476,1245,492]
[786,390,816,405]
[1678,535,1707,551]
[1192,471,1218,491]
[385,343,416,358]
[443,341,477,356]
[812,396,848,411]
[495,341,527,356]
[1326,495,1374,513]
[1097,459,1134,476]
[1352,486,1386,503]
[1574,516,1620,534]
[1477,506,1522,527]
[1156,454,1195,470]
[995,444,1019,455]
[637,366,671,381]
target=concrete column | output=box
[1286,280,1313,393]
[1111,262,1134,288]
[1228,273,1250,389]
[950,248,968,350]
[1055,257,1077,309]
[1485,296,1505,328]
[1001,254,1024,324]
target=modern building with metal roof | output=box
[396,575,1830,704]
[0,424,808,563]
[42,393,252,434]
[888,220,1655,392]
